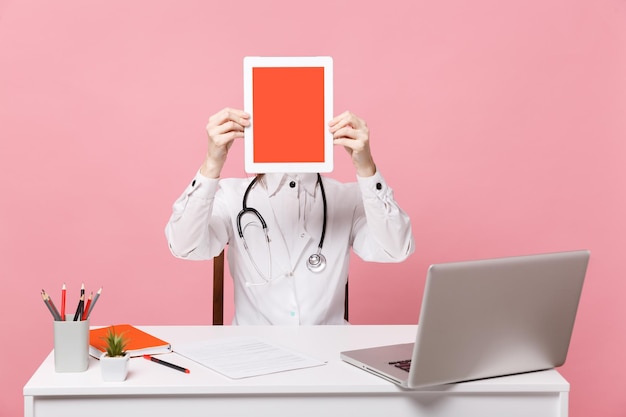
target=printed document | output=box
[174,337,326,379]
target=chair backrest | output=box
[212,250,349,325]
[212,250,226,325]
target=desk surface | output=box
[24,325,570,417]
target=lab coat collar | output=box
[263,173,319,197]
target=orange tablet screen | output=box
[252,67,325,163]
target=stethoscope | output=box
[236,173,327,285]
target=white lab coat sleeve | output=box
[352,171,415,262]
[164,172,231,260]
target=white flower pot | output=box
[100,353,130,381]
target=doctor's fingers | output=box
[332,122,371,156]
[206,117,249,147]
[207,126,245,150]
[334,136,370,154]
[207,108,250,130]
[329,111,366,131]
[331,123,370,144]
[208,119,246,136]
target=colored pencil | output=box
[42,289,62,321]
[73,293,84,321]
[61,283,66,321]
[87,287,102,318]
[41,290,62,321]
[79,283,85,318]
[82,292,93,321]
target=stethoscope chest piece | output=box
[307,252,327,273]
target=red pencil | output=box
[82,292,93,320]
[61,283,66,321]
[86,287,102,319]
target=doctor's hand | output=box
[329,111,376,177]
[200,107,250,178]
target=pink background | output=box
[1,0,625,415]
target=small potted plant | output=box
[100,327,130,381]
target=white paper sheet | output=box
[174,336,326,379]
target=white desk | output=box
[24,325,569,417]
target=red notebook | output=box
[89,324,171,359]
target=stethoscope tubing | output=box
[236,173,327,281]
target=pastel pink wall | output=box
[1,0,624,415]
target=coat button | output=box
[376,182,382,190]
[289,181,296,188]
[192,180,196,187]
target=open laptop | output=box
[340,250,590,388]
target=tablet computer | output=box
[243,56,334,173]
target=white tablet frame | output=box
[243,56,334,173]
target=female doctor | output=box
[165,107,414,325]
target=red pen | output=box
[143,355,190,374]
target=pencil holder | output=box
[53,316,90,372]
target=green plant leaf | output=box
[101,327,129,357]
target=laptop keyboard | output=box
[389,359,411,372]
